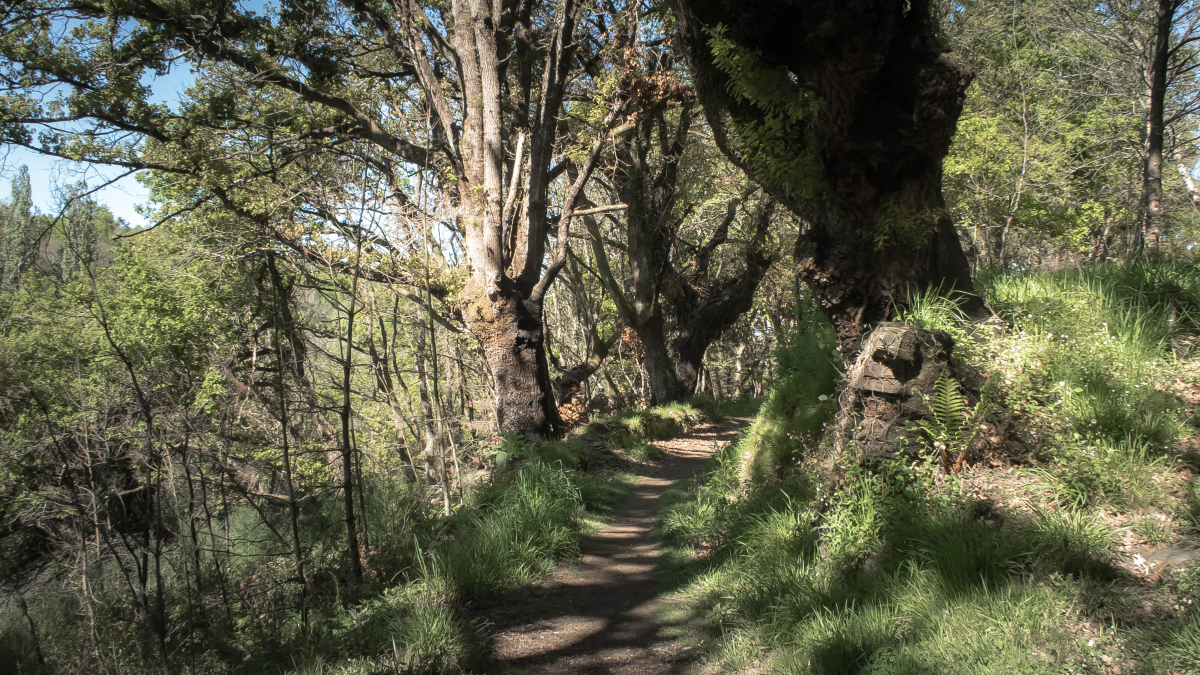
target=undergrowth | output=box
[578,399,712,460]
[0,446,642,675]
[0,391,713,674]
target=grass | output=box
[978,262,1190,451]
[1024,435,1166,509]
[443,462,585,599]
[284,580,484,675]
[726,309,841,483]
[6,259,1194,674]
[716,396,766,418]
[656,259,1200,674]
[657,448,1121,674]
[575,399,713,460]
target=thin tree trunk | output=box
[353,421,370,552]
[179,439,203,596]
[1144,0,1175,258]
[265,255,342,467]
[1000,0,1031,271]
[1175,146,1200,214]
[17,593,46,668]
[1089,218,1114,263]
[414,325,440,485]
[425,308,453,516]
[367,318,418,480]
[339,265,363,580]
[270,272,309,631]
[153,470,169,675]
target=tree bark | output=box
[585,112,777,402]
[1143,0,1176,258]
[338,267,362,580]
[613,110,693,405]
[462,288,564,434]
[5,0,641,439]
[634,307,686,404]
[669,0,980,348]
[551,325,617,407]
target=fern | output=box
[920,370,993,472]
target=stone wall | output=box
[835,322,955,462]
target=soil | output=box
[486,416,753,675]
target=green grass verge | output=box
[655,259,1200,674]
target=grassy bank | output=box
[657,260,1200,674]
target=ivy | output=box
[706,25,822,204]
[873,198,945,251]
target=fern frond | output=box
[920,369,972,470]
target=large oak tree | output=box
[668,0,982,345]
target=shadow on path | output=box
[488,417,751,675]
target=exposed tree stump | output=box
[835,322,954,462]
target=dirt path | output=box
[488,417,752,674]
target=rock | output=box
[1147,540,1200,570]
[835,322,954,462]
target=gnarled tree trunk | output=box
[669,0,981,347]
[588,105,778,403]
[666,198,776,393]
[463,287,563,435]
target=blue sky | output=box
[0,58,199,228]
[0,2,286,226]
[1,148,150,226]
[0,3,284,226]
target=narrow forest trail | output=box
[488,416,753,675]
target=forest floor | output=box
[485,416,754,675]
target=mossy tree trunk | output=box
[669,0,981,347]
[461,283,564,436]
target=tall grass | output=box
[730,310,841,482]
[981,262,1192,450]
[659,259,1199,673]
[444,462,583,598]
[659,448,1114,673]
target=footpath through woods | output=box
[488,416,754,675]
